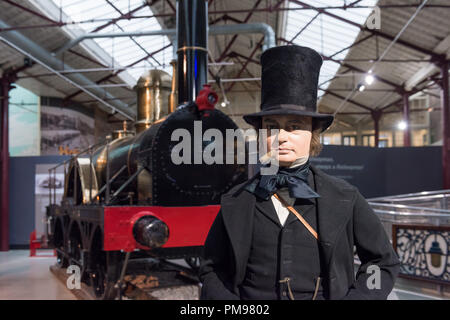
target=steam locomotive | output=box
[46,0,248,299]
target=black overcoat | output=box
[199,165,400,300]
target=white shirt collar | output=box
[288,154,309,168]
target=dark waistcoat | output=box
[239,174,326,300]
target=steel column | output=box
[403,92,411,146]
[0,75,14,251]
[371,110,382,148]
[440,60,450,189]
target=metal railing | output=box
[47,137,110,207]
[368,190,450,238]
[367,190,450,298]
[369,189,450,210]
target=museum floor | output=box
[0,250,444,300]
[0,250,76,300]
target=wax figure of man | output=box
[199,45,400,300]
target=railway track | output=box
[50,258,201,300]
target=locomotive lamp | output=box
[195,84,218,111]
[133,215,169,248]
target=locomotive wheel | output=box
[102,281,118,300]
[70,239,89,283]
[89,234,118,300]
[90,260,107,298]
[68,228,89,283]
[54,221,68,268]
[56,245,69,268]
[69,239,82,266]
[90,264,118,299]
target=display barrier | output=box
[369,190,450,286]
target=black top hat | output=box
[243,45,334,132]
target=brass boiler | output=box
[65,69,174,205]
[93,69,174,204]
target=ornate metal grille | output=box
[393,225,450,285]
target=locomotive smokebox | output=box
[133,215,169,248]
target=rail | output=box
[368,190,450,232]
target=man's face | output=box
[262,115,312,167]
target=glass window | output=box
[342,135,356,146]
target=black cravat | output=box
[244,160,320,201]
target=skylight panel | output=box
[285,0,377,94]
[50,0,174,83]
[115,16,161,31]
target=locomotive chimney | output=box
[176,0,208,105]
